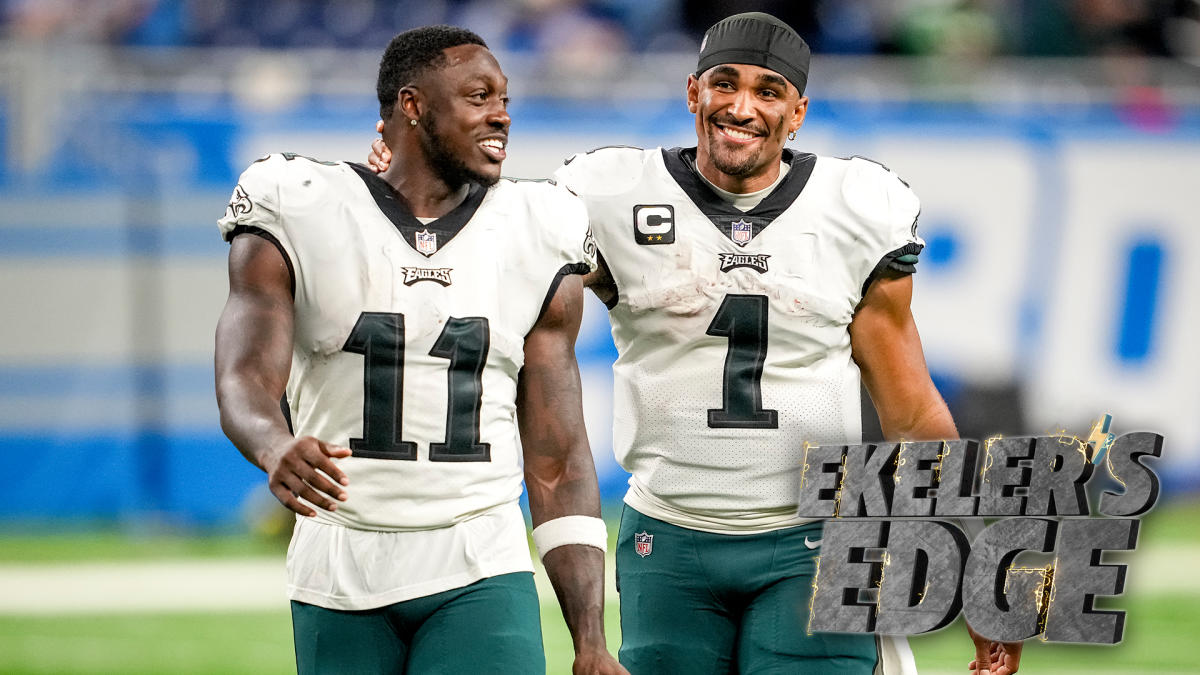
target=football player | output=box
[215,25,625,675]
[368,13,1021,675]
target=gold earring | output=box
[787,130,796,141]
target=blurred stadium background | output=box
[1,0,1198,673]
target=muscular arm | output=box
[214,235,349,517]
[849,271,956,442]
[849,271,1022,675]
[518,274,624,674]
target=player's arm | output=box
[849,270,1022,675]
[849,270,954,442]
[518,274,626,675]
[214,235,350,517]
[582,253,618,307]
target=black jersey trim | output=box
[226,225,296,298]
[596,251,619,310]
[661,147,816,244]
[844,154,910,188]
[862,242,924,298]
[280,394,294,435]
[348,162,487,258]
[536,262,592,326]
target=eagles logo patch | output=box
[401,267,452,286]
[718,253,770,274]
[582,228,598,266]
[225,185,252,219]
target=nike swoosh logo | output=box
[804,537,822,549]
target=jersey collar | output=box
[349,162,487,257]
[661,147,816,244]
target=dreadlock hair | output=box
[377,25,488,121]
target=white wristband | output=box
[532,515,608,560]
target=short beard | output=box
[704,114,784,178]
[707,134,763,177]
[418,114,499,188]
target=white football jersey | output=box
[219,153,594,533]
[554,147,922,533]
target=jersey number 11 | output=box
[342,312,491,462]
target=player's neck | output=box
[698,160,789,211]
[379,162,471,219]
[694,150,784,195]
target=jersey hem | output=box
[861,241,923,298]
[287,561,535,611]
[623,488,816,535]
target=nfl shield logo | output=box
[731,219,752,246]
[634,531,653,558]
[415,229,437,255]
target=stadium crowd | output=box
[3,0,1199,65]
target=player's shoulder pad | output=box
[841,155,919,228]
[239,152,344,190]
[497,176,589,225]
[236,152,286,189]
[555,145,653,196]
[494,177,591,264]
[498,175,582,204]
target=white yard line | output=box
[0,545,1195,615]
[0,558,286,614]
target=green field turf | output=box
[1,593,1192,674]
[1,498,1196,673]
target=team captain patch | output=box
[401,267,453,286]
[718,252,770,274]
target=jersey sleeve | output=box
[551,147,652,272]
[551,152,586,195]
[526,181,596,323]
[842,157,925,297]
[218,154,285,241]
[217,154,300,289]
[545,182,597,275]
[551,146,648,200]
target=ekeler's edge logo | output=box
[718,252,770,273]
[401,267,453,286]
[798,415,1163,646]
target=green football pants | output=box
[616,506,879,674]
[290,571,544,674]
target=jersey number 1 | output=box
[342,312,491,462]
[707,294,778,429]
